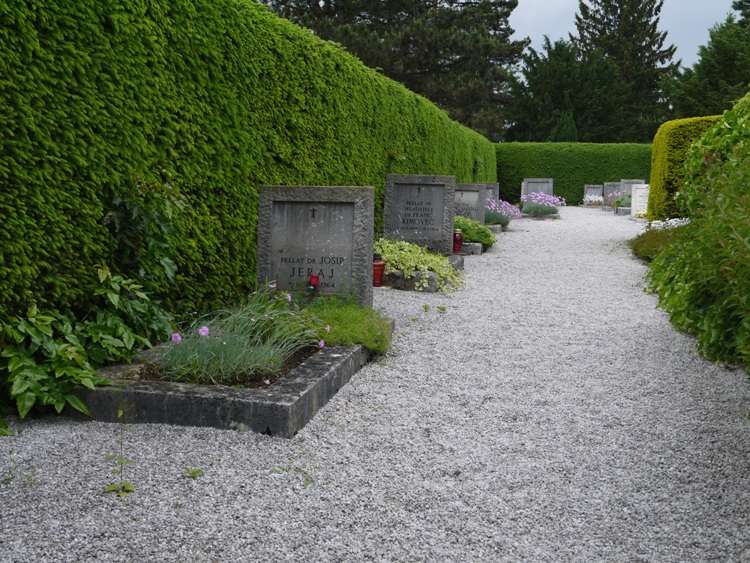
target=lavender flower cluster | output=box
[484,197,522,219]
[520,192,567,207]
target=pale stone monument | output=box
[630,184,650,217]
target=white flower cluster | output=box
[583,195,604,205]
[647,218,690,231]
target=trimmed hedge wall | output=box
[495,143,652,205]
[647,116,722,221]
[0,0,495,319]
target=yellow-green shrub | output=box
[647,116,721,220]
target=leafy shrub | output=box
[374,238,464,293]
[496,143,651,205]
[521,192,566,216]
[647,116,721,221]
[647,91,750,372]
[454,216,496,248]
[629,225,687,262]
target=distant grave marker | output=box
[584,184,603,198]
[603,182,621,205]
[521,178,553,197]
[455,183,487,223]
[256,185,374,306]
[619,179,645,198]
[630,184,650,217]
[384,174,455,254]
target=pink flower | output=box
[171,333,182,343]
[325,325,330,332]
[318,340,325,348]
[198,326,209,337]
[286,293,292,303]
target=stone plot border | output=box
[68,346,374,438]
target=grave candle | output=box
[372,254,386,287]
[453,229,463,254]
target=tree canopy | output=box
[260,0,528,141]
[570,0,678,141]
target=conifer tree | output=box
[571,0,678,141]
[261,0,527,141]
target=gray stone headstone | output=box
[619,179,645,198]
[459,182,499,202]
[630,184,650,217]
[384,174,455,254]
[256,185,374,306]
[603,182,621,205]
[584,184,603,198]
[454,184,486,223]
[521,178,553,197]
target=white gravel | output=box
[1,206,749,562]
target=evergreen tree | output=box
[733,0,750,25]
[505,38,630,142]
[664,13,750,118]
[571,0,678,141]
[260,0,527,141]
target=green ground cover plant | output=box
[630,224,688,262]
[454,216,496,248]
[484,198,522,227]
[304,297,392,354]
[374,239,464,293]
[647,91,750,373]
[520,192,567,217]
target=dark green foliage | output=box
[495,143,652,205]
[454,216,495,249]
[571,0,678,142]
[629,225,686,262]
[261,0,527,141]
[506,39,630,143]
[647,91,750,373]
[647,116,721,221]
[0,0,495,321]
[664,14,750,119]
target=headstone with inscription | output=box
[256,185,374,306]
[630,184,650,217]
[384,174,455,254]
[584,185,603,198]
[454,184,486,223]
[521,178,554,197]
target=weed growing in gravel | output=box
[272,466,314,488]
[183,467,204,479]
[423,304,431,312]
[104,398,135,498]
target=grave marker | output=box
[455,183,487,223]
[630,184,650,217]
[256,185,374,306]
[603,182,621,205]
[521,178,553,197]
[384,174,455,254]
[584,184,603,198]
[619,179,645,198]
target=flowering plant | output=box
[583,195,604,206]
[484,198,521,227]
[520,192,566,217]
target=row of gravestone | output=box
[584,180,651,217]
[255,175,500,307]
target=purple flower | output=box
[198,326,209,337]
[171,333,182,343]
[318,340,325,348]
[325,325,330,333]
[286,293,292,303]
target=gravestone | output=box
[256,185,374,306]
[603,182,621,205]
[521,178,553,197]
[630,184,650,217]
[584,185,603,198]
[454,183,487,223]
[384,174,455,254]
[619,179,645,198]
[459,182,499,201]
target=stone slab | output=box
[454,184,486,223]
[584,184,603,198]
[384,174,455,254]
[521,178,553,197]
[461,242,483,255]
[631,184,650,216]
[68,345,375,438]
[256,185,374,307]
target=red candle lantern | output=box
[373,254,386,287]
[453,229,463,254]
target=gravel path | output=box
[1,206,749,562]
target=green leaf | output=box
[10,377,30,396]
[160,257,177,281]
[63,394,91,416]
[106,292,120,309]
[17,391,37,419]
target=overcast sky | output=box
[509,0,737,68]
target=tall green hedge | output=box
[0,0,495,319]
[495,143,651,205]
[647,116,721,221]
[647,91,750,373]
